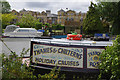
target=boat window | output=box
[5,26,19,32]
[17,29,29,32]
[29,29,37,32]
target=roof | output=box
[4,25,19,32]
[15,28,36,30]
[19,8,26,12]
[47,14,57,17]
[58,9,65,12]
[66,10,75,13]
[31,38,113,46]
[6,25,18,27]
[41,11,47,15]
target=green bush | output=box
[0,39,66,79]
[98,35,120,80]
[52,24,64,30]
[1,48,65,79]
[35,22,43,30]
[1,48,37,79]
[43,30,49,36]
[2,29,5,33]
[38,67,66,79]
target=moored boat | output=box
[3,28,43,38]
[30,38,113,73]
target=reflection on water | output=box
[2,38,32,57]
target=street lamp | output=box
[80,17,83,34]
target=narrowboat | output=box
[30,38,113,72]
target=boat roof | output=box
[15,28,36,30]
[4,25,19,32]
[31,38,113,46]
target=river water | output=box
[1,38,32,57]
[1,37,113,57]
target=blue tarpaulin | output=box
[37,30,45,32]
[94,33,109,37]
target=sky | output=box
[6,0,97,14]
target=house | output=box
[11,9,86,33]
[57,9,86,33]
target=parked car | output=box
[3,28,43,37]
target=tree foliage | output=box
[52,24,64,30]
[0,14,2,35]
[83,1,120,35]
[16,14,36,28]
[1,1,11,14]
[99,35,120,80]
[83,2,103,35]
[96,1,120,35]
[35,22,43,30]
[2,13,17,29]
[16,14,43,30]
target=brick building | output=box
[11,9,86,33]
[57,9,86,33]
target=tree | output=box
[35,22,43,30]
[2,13,17,29]
[16,14,39,28]
[98,35,120,80]
[0,14,2,35]
[1,1,11,14]
[96,1,120,35]
[83,2,103,35]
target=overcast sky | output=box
[6,0,97,14]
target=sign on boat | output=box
[30,38,113,72]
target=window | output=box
[17,29,29,32]
[59,16,61,19]
[29,29,37,32]
[59,13,62,16]
[67,18,69,21]
[71,18,74,21]
[52,21,55,24]
[21,14,23,16]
